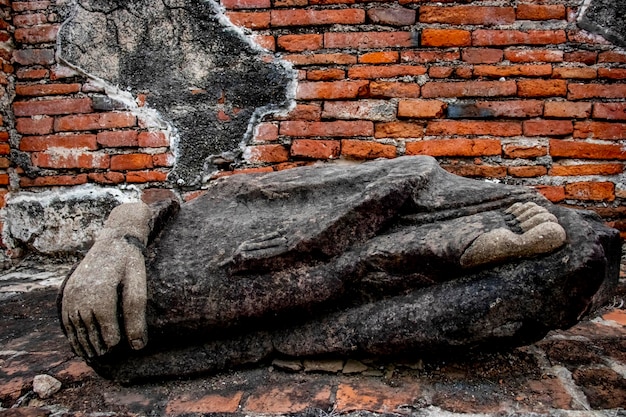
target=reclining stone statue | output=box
[59,156,620,383]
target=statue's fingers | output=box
[94,310,121,351]
[84,311,107,356]
[123,251,148,350]
[62,311,83,356]
[71,313,96,358]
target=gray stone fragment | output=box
[303,359,344,373]
[342,359,369,374]
[33,374,61,399]
[272,358,303,372]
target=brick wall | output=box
[1,0,626,255]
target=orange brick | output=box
[20,174,88,187]
[245,144,289,163]
[31,151,110,169]
[221,0,270,9]
[167,392,244,415]
[15,68,49,80]
[544,101,591,118]
[550,140,626,160]
[226,11,270,29]
[348,65,426,79]
[550,163,623,176]
[523,120,573,137]
[442,164,507,178]
[253,35,275,51]
[13,98,92,117]
[284,53,356,66]
[535,185,565,202]
[574,121,626,140]
[16,116,53,134]
[426,120,522,136]
[126,170,168,183]
[277,34,322,52]
[398,99,445,118]
[593,103,626,120]
[419,6,515,25]
[552,67,596,79]
[375,121,424,138]
[461,48,503,64]
[369,81,420,98]
[406,139,501,156]
[401,50,459,63]
[473,64,552,78]
[138,131,169,147]
[291,139,340,159]
[296,81,368,100]
[152,153,174,167]
[322,100,396,121]
[20,133,97,151]
[110,153,154,170]
[0,143,10,155]
[279,121,373,137]
[565,182,615,201]
[358,51,398,64]
[568,84,626,100]
[564,51,597,65]
[503,144,547,158]
[14,24,59,44]
[87,172,126,185]
[598,68,626,80]
[271,9,364,26]
[324,32,413,49]
[245,385,331,414]
[504,49,563,63]
[0,132,8,143]
[428,66,454,78]
[598,51,626,63]
[278,104,321,121]
[472,30,566,46]
[96,130,139,147]
[54,112,137,131]
[517,79,567,97]
[421,29,470,47]
[15,83,81,97]
[422,81,517,98]
[508,165,547,177]
[307,68,345,81]
[516,4,566,20]
[341,140,396,159]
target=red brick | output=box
[20,133,97,151]
[442,164,507,178]
[296,81,368,100]
[280,120,373,137]
[398,99,446,118]
[15,83,82,96]
[336,382,420,414]
[12,2,50,11]
[16,116,53,134]
[284,53,356,66]
[12,48,55,65]
[544,101,591,118]
[54,112,136,131]
[568,84,626,100]
[428,66,454,78]
[245,144,289,163]
[367,7,416,26]
[472,30,566,46]
[88,172,126,185]
[126,170,168,183]
[523,120,573,137]
[598,68,626,80]
[504,49,564,63]
[277,34,322,52]
[564,51,597,65]
[375,121,424,138]
[593,103,626,120]
[51,65,79,80]
[0,157,10,168]
[516,4,566,20]
[252,123,278,142]
[508,165,548,177]
[16,68,49,80]
[307,69,345,81]
[13,13,47,27]
[565,182,614,201]
[358,51,398,64]
[13,98,92,116]
[20,174,88,187]
[567,29,611,45]
[473,64,552,78]
[221,0,270,9]
[535,185,565,202]
[271,9,364,26]
[369,82,420,98]
[401,50,459,63]
[226,11,270,29]
[325,32,413,49]
[245,385,331,414]
[550,140,626,160]
[517,79,567,97]
[0,143,10,154]
[278,104,321,121]
[598,51,626,63]
[419,6,515,25]
[14,25,59,44]
[503,144,547,158]
[427,120,521,137]
[341,139,396,159]
[348,65,425,79]
[291,139,340,159]
[574,122,626,140]
[110,153,154,170]
[552,67,596,79]
[462,48,503,64]
[167,392,244,415]
[406,139,501,156]
[421,29,470,47]
[253,35,275,51]
[550,163,623,176]
[153,153,174,167]
[322,100,396,121]
[474,100,544,118]
[138,131,169,147]
[97,130,139,147]
[422,81,517,98]
[31,151,110,169]
[0,132,7,142]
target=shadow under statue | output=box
[59,156,621,383]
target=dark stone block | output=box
[578,0,626,47]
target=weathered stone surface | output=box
[59,156,620,382]
[33,374,62,399]
[57,0,295,186]
[578,0,626,47]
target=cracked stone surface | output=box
[57,0,295,186]
[578,0,626,47]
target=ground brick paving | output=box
[0,256,625,417]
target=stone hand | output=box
[61,203,152,358]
